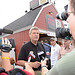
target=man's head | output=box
[63,36,71,48]
[50,38,57,46]
[67,0,75,40]
[29,26,39,43]
[41,41,44,44]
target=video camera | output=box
[55,5,72,39]
[55,27,72,39]
[0,28,15,49]
[56,5,68,21]
[56,12,68,21]
[0,38,15,49]
[0,28,13,35]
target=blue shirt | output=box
[43,43,51,59]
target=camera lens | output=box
[56,12,68,21]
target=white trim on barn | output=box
[39,29,56,36]
[32,3,53,26]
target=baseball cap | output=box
[65,36,71,40]
[50,38,57,41]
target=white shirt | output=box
[51,44,60,66]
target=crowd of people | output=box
[0,0,75,75]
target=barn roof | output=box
[4,7,42,31]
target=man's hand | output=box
[46,52,50,56]
[25,62,32,68]
[41,58,48,67]
[1,38,12,52]
[25,62,35,75]
[28,61,41,68]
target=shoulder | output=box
[57,50,75,68]
[38,42,45,48]
[56,44,61,48]
[38,42,43,46]
[60,47,64,51]
[38,42,45,50]
[20,41,31,51]
[22,41,31,48]
[46,49,75,75]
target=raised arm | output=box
[1,38,12,71]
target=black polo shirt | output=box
[18,41,46,70]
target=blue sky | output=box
[0,0,68,28]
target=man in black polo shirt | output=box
[17,26,46,75]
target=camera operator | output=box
[41,0,75,75]
[0,38,35,75]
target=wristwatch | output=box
[41,66,46,68]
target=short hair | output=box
[70,0,75,14]
[29,26,39,34]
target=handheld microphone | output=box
[28,51,35,62]
[38,51,45,60]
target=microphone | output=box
[38,51,45,60]
[28,51,35,62]
[0,28,13,35]
[3,29,13,34]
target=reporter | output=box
[41,58,48,75]
[41,0,75,75]
[0,38,35,75]
[1,38,13,71]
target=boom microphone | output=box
[2,29,13,34]
[28,51,35,62]
[0,28,13,35]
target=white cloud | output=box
[0,0,31,28]
[0,0,68,28]
[55,0,68,13]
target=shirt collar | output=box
[30,41,38,46]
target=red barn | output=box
[1,3,63,60]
